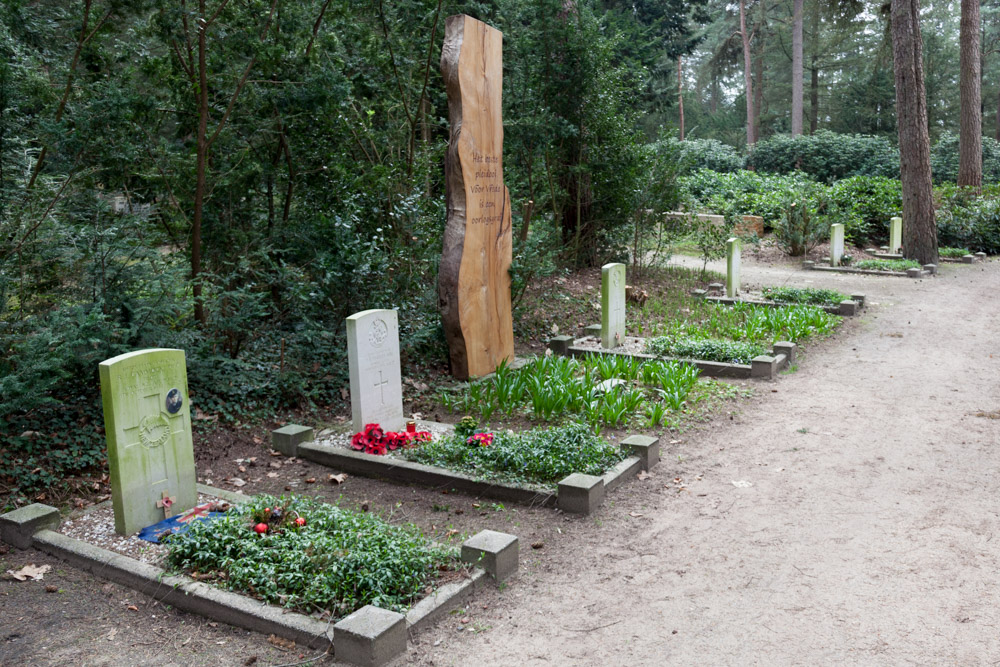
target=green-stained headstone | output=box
[99,349,196,536]
[600,263,626,348]
[725,237,741,297]
[889,217,902,254]
[830,223,845,267]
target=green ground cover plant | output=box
[938,247,972,258]
[647,302,839,344]
[854,258,922,271]
[438,355,704,429]
[645,338,768,364]
[761,286,848,306]
[402,422,626,488]
[165,495,455,619]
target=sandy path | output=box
[407,258,1000,665]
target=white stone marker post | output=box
[889,217,902,254]
[725,237,741,297]
[347,309,404,433]
[601,263,626,348]
[830,223,845,267]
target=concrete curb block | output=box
[557,341,794,380]
[803,263,930,278]
[406,569,488,635]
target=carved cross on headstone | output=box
[156,490,177,519]
[374,370,389,406]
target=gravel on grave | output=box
[59,493,224,565]
[314,419,455,454]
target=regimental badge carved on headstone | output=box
[439,14,514,380]
[346,309,405,433]
[99,349,197,536]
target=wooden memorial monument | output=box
[439,14,514,380]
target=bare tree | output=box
[890,0,937,264]
[791,0,804,135]
[958,0,982,191]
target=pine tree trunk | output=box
[678,57,685,141]
[740,0,756,146]
[809,0,819,133]
[192,0,209,325]
[791,0,804,135]
[958,0,982,191]
[891,0,937,264]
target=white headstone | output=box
[889,217,902,254]
[726,237,741,297]
[347,309,404,432]
[830,223,845,267]
[601,263,626,349]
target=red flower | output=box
[467,432,494,447]
[351,423,432,456]
[350,432,367,451]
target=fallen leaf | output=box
[731,480,753,488]
[269,462,282,469]
[252,437,262,445]
[45,585,58,593]
[229,478,246,487]
[127,605,138,611]
[106,628,118,641]
[445,529,459,538]
[340,387,350,400]
[411,412,424,421]
[328,473,348,484]
[6,564,50,581]
[531,541,544,549]
[637,470,653,481]
[267,634,295,650]
[238,466,246,473]
[629,512,644,518]
[269,450,282,457]
[304,478,316,484]
[266,472,278,478]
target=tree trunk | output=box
[192,0,209,325]
[740,0,756,146]
[809,0,819,133]
[791,0,804,135]
[958,0,982,191]
[891,0,937,264]
[678,57,685,141]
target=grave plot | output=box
[803,257,935,278]
[704,285,867,317]
[935,248,989,264]
[0,344,514,667]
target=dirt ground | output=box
[3,253,999,665]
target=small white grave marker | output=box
[830,224,845,267]
[889,217,902,254]
[601,263,626,348]
[347,309,404,432]
[726,238,741,297]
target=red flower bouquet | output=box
[351,423,431,456]
[467,432,494,447]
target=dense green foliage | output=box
[165,495,455,617]
[402,422,626,487]
[938,247,973,258]
[745,131,900,183]
[650,302,840,346]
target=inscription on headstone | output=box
[830,223,845,267]
[99,349,197,536]
[601,263,626,348]
[347,309,404,433]
[438,14,514,380]
[726,238,741,297]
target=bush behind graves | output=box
[402,422,625,487]
[165,495,456,618]
[745,131,899,183]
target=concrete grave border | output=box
[1,485,515,667]
[548,336,795,381]
[703,294,865,317]
[803,260,931,278]
[295,427,659,516]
